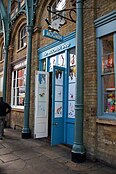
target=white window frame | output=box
[11,60,26,109]
[18,24,27,49]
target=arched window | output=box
[18,24,27,49]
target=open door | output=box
[34,71,49,138]
[51,66,65,145]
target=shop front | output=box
[35,31,76,146]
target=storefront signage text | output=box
[44,42,71,57]
[43,29,63,41]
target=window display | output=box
[54,69,63,118]
[12,66,26,107]
[101,34,115,113]
[68,48,76,118]
[58,53,66,67]
[42,59,46,71]
[49,56,56,71]
[37,73,48,117]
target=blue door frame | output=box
[51,66,65,145]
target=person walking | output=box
[0,97,12,140]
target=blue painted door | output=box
[51,66,65,145]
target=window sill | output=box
[96,118,116,126]
[17,45,27,53]
[12,108,24,113]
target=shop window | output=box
[42,59,46,71]
[11,63,26,109]
[95,10,116,119]
[102,35,115,113]
[49,52,66,72]
[58,53,66,67]
[18,24,26,49]
[68,47,76,118]
[49,56,56,71]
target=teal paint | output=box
[94,10,116,121]
[0,1,11,102]
[38,31,76,56]
[71,0,86,163]
[22,26,32,138]
[38,31,76,145]
[43,29,64,41]
[2,45,8,101]
[22,0,37,138]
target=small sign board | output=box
[43,29,63,42]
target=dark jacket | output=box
[0,100,12,116]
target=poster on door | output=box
[55,69,63,85]
[55,102,62,117]
[68,83,75,100]
[38,102,46,117]
[55,85,63,101]
[68,101,75,118]
[38,74,46,86]
[37,72,48,117]
[58,53,66,67]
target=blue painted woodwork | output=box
[43,29,64,41]
[51,66,65,145]
[66,123,74,145]
[0,1,11,101]
[22,0,37,138]
[71,0,86,163]
[38,31,76,145]
[95,10,116,120]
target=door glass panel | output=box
[55,69,63,85]
[49,56,56,71]
[58,53,66,67]
[55,102,63,117]
[68,48,76,118]
[102,53,114,73]
[54,69,63,118]
[42,59,46,71]
[55,86,63,101]
[38,73,47,117]
[101,34,115,114]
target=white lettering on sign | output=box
[46,31,63,40]
[44,43,71,57]
[13,60,27,70]
[43,29,63,41]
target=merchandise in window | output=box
[42,59,46,71]
[101,34,115,113]
[12,67,26,108]
[68,47,76,118]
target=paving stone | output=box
[0,154,19,162]
[0,128,115,174]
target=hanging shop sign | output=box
[43,29,63,41]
